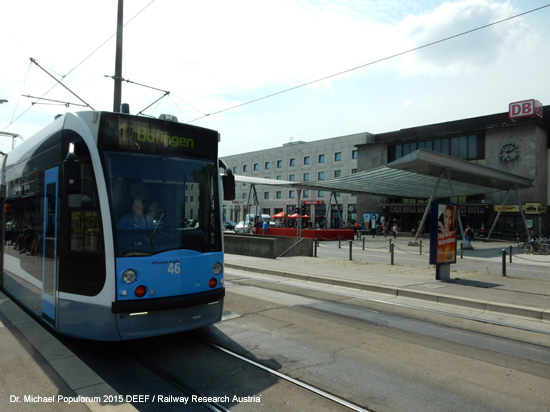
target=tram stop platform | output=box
[0,236,548,411]
[0,291,137,412]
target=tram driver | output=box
[116,197,155,230]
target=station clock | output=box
[499,141,520,162]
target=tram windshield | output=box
[103,151,221,257]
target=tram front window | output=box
[103,152,221,257]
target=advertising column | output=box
[429,202,457,280]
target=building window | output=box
[289,174,295,181]
[253,163,259,171]
[351,168,357,174]
[334,152,342,161]
[318,190,324,197]
[265,161,270,170]
[277,160,282,168]
[290,158,296,167]
[388,135,484,162]
[318,154,325,163]
[264,192,270,200]
[232,166,237,173]
[352,150,358,159]
[276,191,282,199]
[276,175,282,180]
[303,172,310,181]
[289,190,295,198]
[318,171,325,180]
[304,156,310,165]
[242,165,248,172]
[303,190,309,198]
[334,170,341,178]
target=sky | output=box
[1,0,549,157]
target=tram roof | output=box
[233,149,533,199]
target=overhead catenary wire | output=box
[2,0,158,132]
[186,3,550,124]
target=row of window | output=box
[236,190,349,200]
[234,150,358,173]
[236,168,359,189]
[388,134,485,162]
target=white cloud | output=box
[1,0,549,156]
[395,0,536,76]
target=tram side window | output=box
[68,163,102,252]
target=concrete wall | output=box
[224,234,313,259]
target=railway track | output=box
[61,329,373,412]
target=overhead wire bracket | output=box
[22,95,88,108]
[104,75,170,116]
[29,58,95,110]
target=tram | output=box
[0,110,235,340]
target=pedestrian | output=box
[464,225,474,247]
[262,219,268,235]
[392,222,398,239]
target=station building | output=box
[222,100,549,238]
[221,133,368,226]
[356,99,548,238]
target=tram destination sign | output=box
[98,112,218,158]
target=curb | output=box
[0,292,137,412]
[225,263,549,322]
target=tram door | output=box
[41,167,59,324]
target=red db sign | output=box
[509,99,543,119]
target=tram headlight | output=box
[122,269,137,284]
[213,262,223,275]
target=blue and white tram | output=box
[0,111,235,340]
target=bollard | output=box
[338,235,342,248]
[460,242,463,259]
[509,245,513,263]
[349,240,353,261]
[419,239,422,255]
[389,239,392,252]
[314,239,317,257]
[502,249,507,276]
[316,235,320,248]
[362,237,365,250]
[390,242,395,265]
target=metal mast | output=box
[113,0,124,112]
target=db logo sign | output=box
[509,99,543,119]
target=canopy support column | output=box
[446,170,467,247]
[297,188,303,238]
[487,187,512,240]
[410,169,445,245]
[246,184,260,216]
[516,185,530,240]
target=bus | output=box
[0,110,235,340]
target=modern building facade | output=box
[222,100,549,239]
[356,100,549,238]
[221,133,369,227]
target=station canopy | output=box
[233,149,533,198]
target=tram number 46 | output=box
[168,262,181,274]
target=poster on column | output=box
[429,202,457,265]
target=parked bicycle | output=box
[519,237,550,254]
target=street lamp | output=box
[0,99,8,104]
